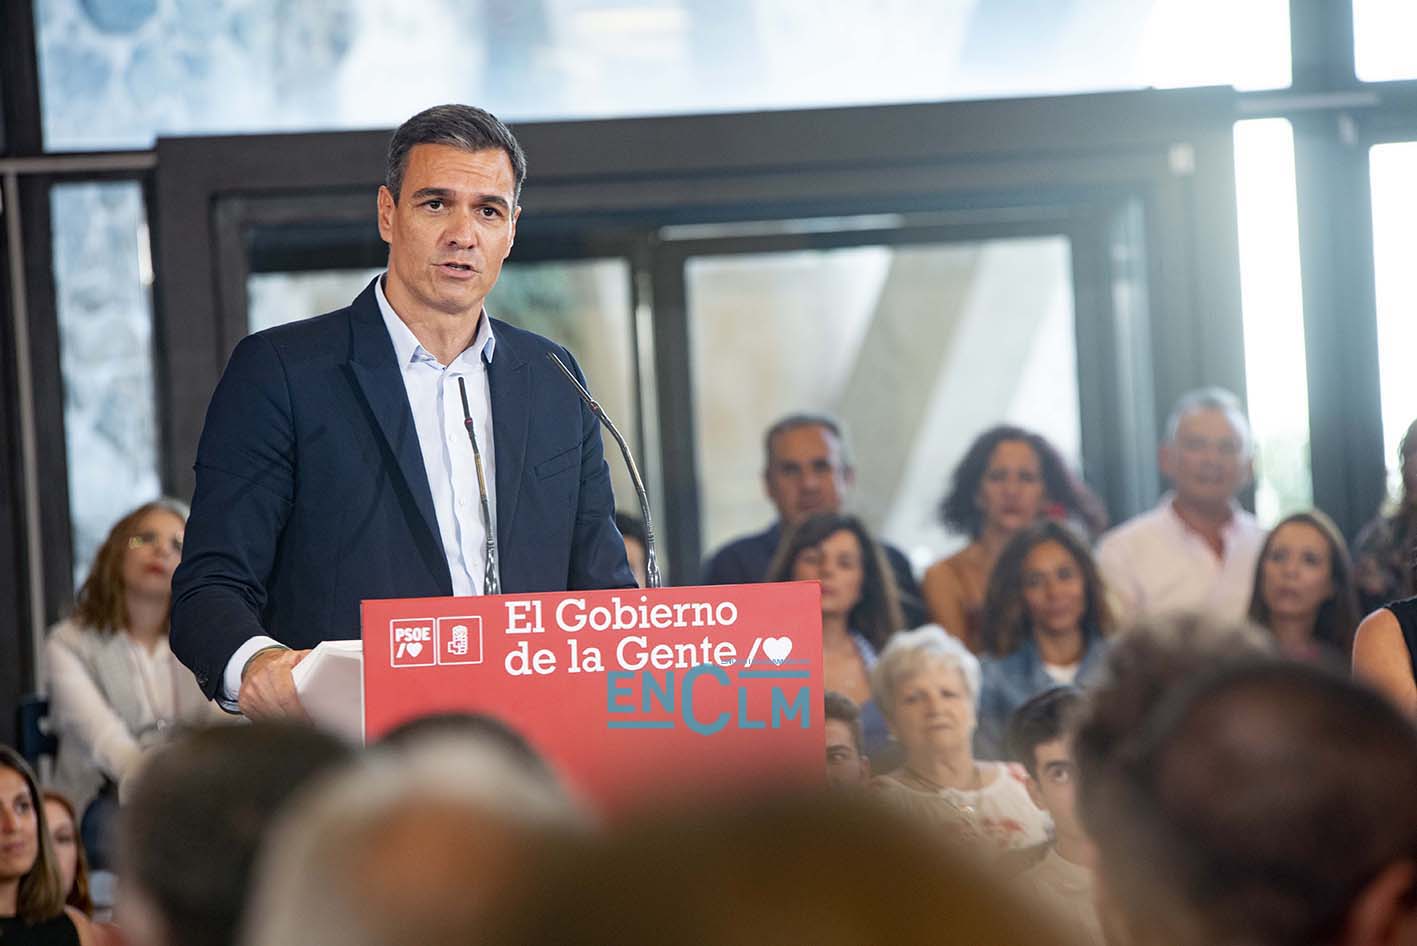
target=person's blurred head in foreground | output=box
[41,791,91,916]
[118,724,352,946]
[1088,660,1417,946]
[1006,686,1091,865]
[486,794,1054,946]
[1070,612,1265,946]
[823,691,870,788]
[242,729,586,946]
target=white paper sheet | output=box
[292,639,364,744]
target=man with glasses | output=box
[1095,387,1266,625]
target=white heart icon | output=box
[406,641,423,657]
[762,637,792,665]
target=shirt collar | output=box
[1157,491,1243,539]
[374,273,496,369]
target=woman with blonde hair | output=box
[39,793,90,919]
[46,500,220,867]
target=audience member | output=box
[1353,417,1417,612]
[1004,687,1103,946]
[614,511,649,587]
[1248,510,1360,664]
[922,425,1105,652]
[702,413,924,625]
[379,711,553,776]
[1095,387,1266,624]
[486,794,1057,946]
[40,793,90,918]
[870,626,1048,851]
[767,513,904,755]
[118,724,351,946]
[46,500,221,869]
[823,692,870,788]
[1088,660,1417,946]
[0,747,94,946]
[241,733,585,946]
[975,522,1112,759]
[1071,612,1275,946]
[1352,584,1417,717]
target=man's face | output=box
[764,425,852,525]
[1159,408,1251,510]
[377,143,521,322]
[825,719,868,787]
[1026,738,1085,846]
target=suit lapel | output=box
[344,282,449,589]
[488,320,530,562]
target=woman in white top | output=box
[870,625,1049,852]
[45,500,220,862]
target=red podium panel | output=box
[362,582,823,816]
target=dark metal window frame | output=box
[148,88,1245,583]
[5,0,1417,737]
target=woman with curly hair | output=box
[974,521,1112,759]
[1352,418,1417,613]
[921,426,1105,652]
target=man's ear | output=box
[377,185,396,243]
[1340,860,1417,946]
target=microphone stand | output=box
[546,352,662,589]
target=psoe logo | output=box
[390,619,436,668]
[437,616,484,666]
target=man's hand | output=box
[238,647,312,721]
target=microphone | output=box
[456,376,501,595]
[545,352,662,589]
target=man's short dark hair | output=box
[614,512,646,547]
[823,690,865,756]
[762,413,851,471]
[386,104,528,203]
[120,724,352,946]
[1005,686,1084,780]
[1103,661,1417,946]
[379,711,550,778]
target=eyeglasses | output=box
[128,532,183,556]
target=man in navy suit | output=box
[170,105,635,720]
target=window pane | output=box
[38,0,1289,151]
[1233,118,1312,525]
[687,235,1079,570]
[1369,143,1417,496]
[1355,0,1417,82]
[247,259,640,515]
[52,182,162,583]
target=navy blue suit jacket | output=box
[171,279,635,699]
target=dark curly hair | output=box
[766,513,904,652]
[980,520,1113,658]
[938,426,1106,540]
